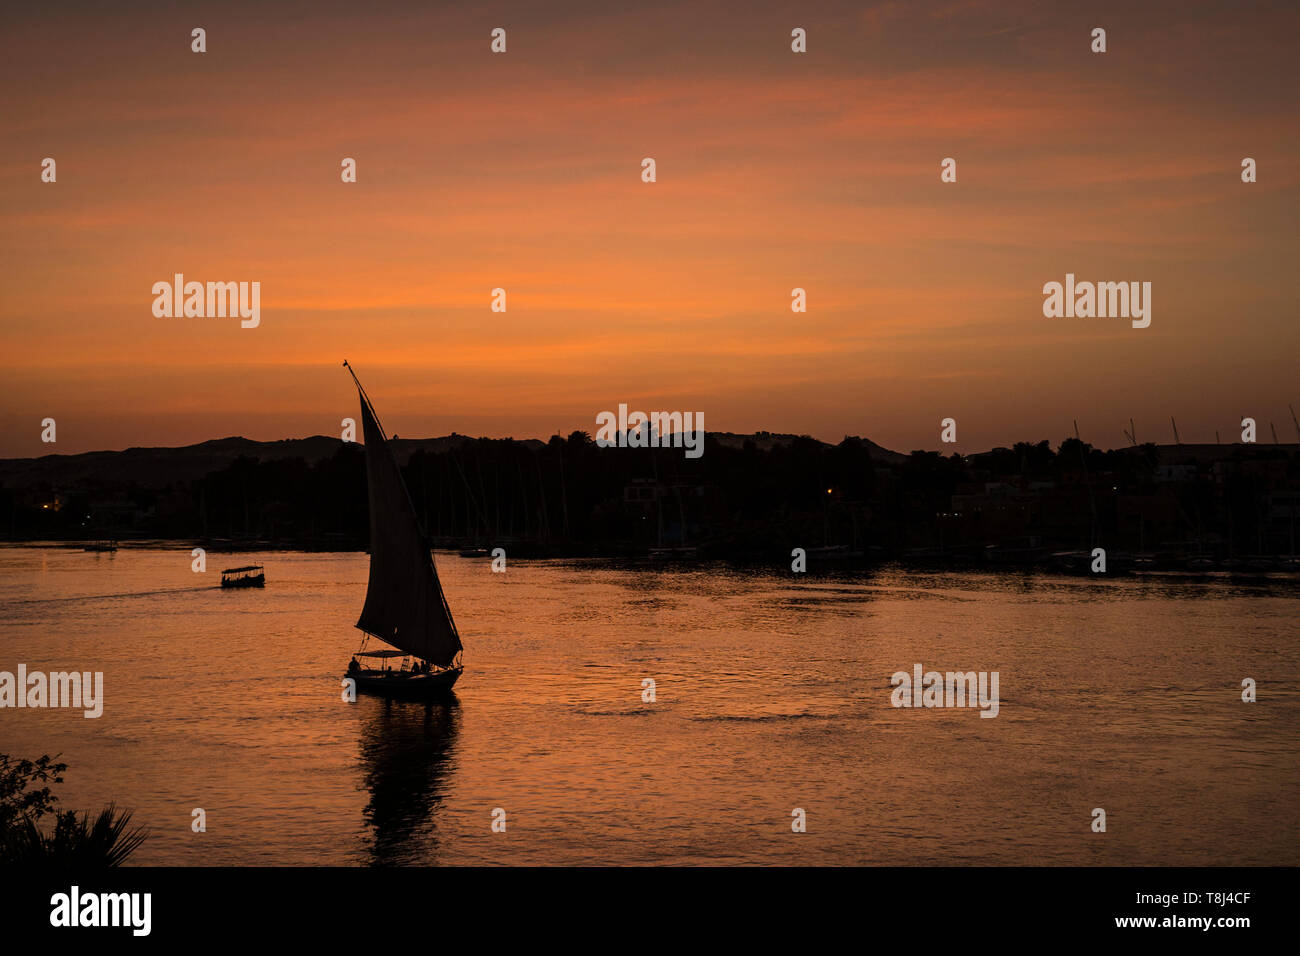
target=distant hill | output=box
[0,433,539,490]
[708,431,906,463]
[3,430,1295,558]
[0,431,907,490]
[6,433,1290,493]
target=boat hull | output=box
[348,666,462,697]
[221,575,265,588]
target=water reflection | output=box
[357,697,460,865]
[5,545,1297,865]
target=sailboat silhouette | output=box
[343,361,464,695]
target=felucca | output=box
[343,361,464,695]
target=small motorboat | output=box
[221,565,265,588]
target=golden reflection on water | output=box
[1,545,1297,865]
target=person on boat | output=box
[348,658,359,675]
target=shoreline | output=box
[4,538,1298,579]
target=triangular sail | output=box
[352,375,462,667]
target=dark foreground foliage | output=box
[0,754,147,866]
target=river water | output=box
[1,545,1296,865]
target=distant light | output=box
[826,488,832,495]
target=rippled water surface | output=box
[1,545,1297,865]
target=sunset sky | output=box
[3,0,1297,458]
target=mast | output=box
[557,431,571,540]
[1074,420,1099,549]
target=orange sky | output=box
[2,0,1298,458]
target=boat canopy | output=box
[222,565,263,574]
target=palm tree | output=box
[2,805,148,866]
[0,754,148,866]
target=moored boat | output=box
[804,544,865,561]
[648,545,698,561]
